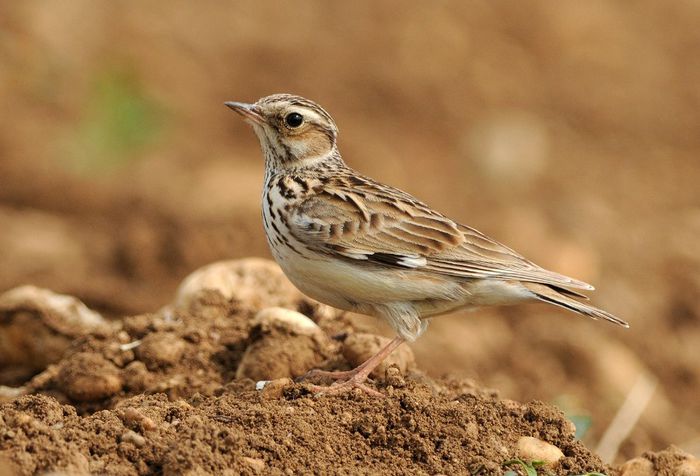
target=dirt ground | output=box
[0,260,694,476]
[1,1,699,474]
[0,260,698,475]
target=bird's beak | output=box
[224,101,265,125]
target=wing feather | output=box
[288,174,594,291]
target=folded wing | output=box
[288,174,595,292]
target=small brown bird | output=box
[226,94,627,397]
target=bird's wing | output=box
[288,175,593,291]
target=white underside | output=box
[273,244,535,340]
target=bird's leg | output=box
[301,335,406,397]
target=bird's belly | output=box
[273,250,463,315]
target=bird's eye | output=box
[285,112,304,128]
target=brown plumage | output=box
[226,94,627,396]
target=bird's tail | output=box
[522,282,629,328]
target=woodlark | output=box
[226,94,628,397]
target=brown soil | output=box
[0,261,696,475]
[0,270,606,475]
[1,1,699,474]
[0,391,597,476]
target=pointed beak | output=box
[224,101,265,125]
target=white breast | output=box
[261,177,466,317]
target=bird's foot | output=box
[297,335,406,398]
[297,366,383,396]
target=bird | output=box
[225,93,628,397]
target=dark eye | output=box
[285,112,304,128]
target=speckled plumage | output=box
[226,94,627,395]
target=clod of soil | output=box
[236,307,331,381]
[619,446,700,476]
[135,333,187,370]
[0,286,109,385]
[56,352,123,402]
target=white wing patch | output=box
[336,248,371,260]
[395,255,427,268]
[329,245,427,270]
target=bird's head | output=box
[226,94,339,170]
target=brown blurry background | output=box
[1,0,698,462]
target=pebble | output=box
[252,307,321,335]
[517,436,564,465]
[120,430,146,447]
[121,408,157,432]
[257,378,293,399]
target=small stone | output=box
[121,407,143,424]
[0,386,27,400]
[120,408,157,432]
[252,307,321,335]
[141,416,157,432]
[517,436,564,465]
[120,430,146,447]
[258,378,293,399]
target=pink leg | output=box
[301,335,406,397]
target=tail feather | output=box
[522,282,629,328]
[546,284,590,300]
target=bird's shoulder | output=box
[280,168,467,258]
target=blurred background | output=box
[1,0,698,462]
